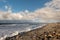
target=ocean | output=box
[0,23,46,40]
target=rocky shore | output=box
[5,23,60,40]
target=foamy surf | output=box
[0,23,45,40]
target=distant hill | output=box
[5,23,60,40]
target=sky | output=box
[0,0,60,23]
[0,0,51,12]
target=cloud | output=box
[0,0,60,23]
[5,5,12,13]
[5,5,8,10]
[0,0,7,3]
[22,0,60,22]
[0,11,23,20]
[45,0,60,9]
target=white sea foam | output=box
[0,24,45,40]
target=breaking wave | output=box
[0,23,46,40]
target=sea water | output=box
[0,23,45,40]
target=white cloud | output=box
[0,0,60,23]
[0,0,7,3]
[0,11,23,20]
[5,5,12,13]
[5,5,8,10]
[23,0,60,22]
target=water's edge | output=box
[0,23,46,40]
